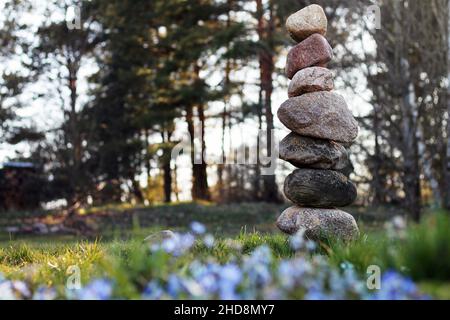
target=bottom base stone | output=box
[276,206,359,242]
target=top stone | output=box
[286,4,328,42]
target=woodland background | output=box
[0,0,449,222]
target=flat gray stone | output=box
[286,4,328,42]
[284,169,357,208]
[279,133,348,170]
[277,92,359,143]
[288,67,334,97]
[276,206,359,241]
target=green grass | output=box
[0,202,288,243]
[398,211,450,280]
[418,281,450,300]
[0,202,409,243]
[0,203,449,299]
[327,212,450,284]
[0,241,104,295]
[326,233,395,274]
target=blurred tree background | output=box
[0,0,449,222]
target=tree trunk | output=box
[186,98,210,201]
[67,58,83,207]
[372,104,385,205]
[131,179,144,203]
[196,102,211,201]
[173,162,180,202]
[253,76,263,201]
[186,103,197,199]
[445,0,450,210]
[161,130,172,203]
[258,0,280,203]
[163,156,172,203]
[418,122,441,208]
[393,2,421,221]
[218,50,231,198]
[145,129,151,181]
[401,79,422,222]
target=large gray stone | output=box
[276,206,359,241]
[283,168,357,208]
[277,92,359,143]
[286,4,328,42]
[279,133,348,170]
[288,67,334,97]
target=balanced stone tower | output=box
[276,4,359,242]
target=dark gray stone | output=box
[279,133,348,170]
[283,168,357,208]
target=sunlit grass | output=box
[0,206,449,299]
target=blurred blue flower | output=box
[305,286,329,300]
[0,280,31,300]
[142,280,164,300]
[245,245,272,266]
[166,274,183,298]
[0,281,16,300]
[33,287,57,300]
[202,234,215,248]
[340,261,354,270]
[278,257,311,289]
[218,263,243,300]
[12,280,31,298]
[221,263,242,284]
[190,221,206,235]
[78,279,113,300]
[158,232,196,257]
[370,270,428,300]
[305,240,317,252]
[289,230,306,251]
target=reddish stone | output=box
[285,34,333,79]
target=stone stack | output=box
[276,4,359,242]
